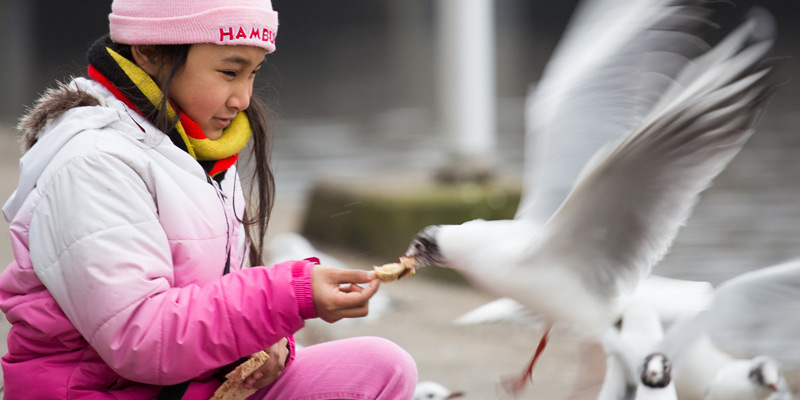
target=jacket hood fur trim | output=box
[17,80,102,152]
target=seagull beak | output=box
[404,225,442,267]
[770,383,778,391]
[403,242,424,265]
[403,237,421,258]
[404,249,433,268]
[446,392,465,399]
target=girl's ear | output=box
[130,45,161,77]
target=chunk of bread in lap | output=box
[210,351,270,400]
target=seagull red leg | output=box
[502,323,553,395]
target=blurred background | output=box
[0,0,798,398]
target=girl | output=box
[0,1,417,399]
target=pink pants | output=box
[253,336,418,400]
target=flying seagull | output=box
[403,0,778,394]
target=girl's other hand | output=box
[242,337,289,390]
[312,265,380,323]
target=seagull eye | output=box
[415,237,432,252]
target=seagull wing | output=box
[266,232,351,270]
[704,258,800,367]
[453,297,542,327]
[629,275,714,327]
[461,0,718,332]
[600,327,643,391]
[265,232,394,320]
[530,10,776,314]
[456,275,711,329]
[516,0,715,224]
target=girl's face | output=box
[168,44,266,140]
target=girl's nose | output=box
[228,83,252,111]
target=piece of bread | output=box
[210,350,271,400]
[373,256,416,282]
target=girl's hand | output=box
[242,337,289,390]
[312,265,380,323]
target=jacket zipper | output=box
[206,174,233,275]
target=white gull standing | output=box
[580,259,798,400]
[598,304,678,400]
[413,381,465,400]
[650,258,800,400]
[402,0,778,394]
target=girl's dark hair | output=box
[116,43,275,268]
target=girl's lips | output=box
[213,117,232,128]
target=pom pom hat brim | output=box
[109,1,278,53]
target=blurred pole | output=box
[435,0,496,183]
[387,0,431,109]
[0,1,33,124]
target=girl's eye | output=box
[221,70,237,78]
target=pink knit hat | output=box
[109,0,279,53]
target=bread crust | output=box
[373,257,416,282]
[210,351,271,400]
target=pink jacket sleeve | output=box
[285,258,318,368]
[101,259,316,384]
